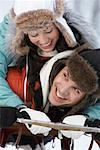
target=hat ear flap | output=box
[55,22,75,47]
[92,88,100,99]
[11,30,29,55]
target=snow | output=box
[0,135,99,150]
[0,144,32,150]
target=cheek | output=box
[28,36,37,44]
[71,94,83,105]
[48,85,55,103]
[50,29,59,41]
[54,73,62,84]
[53,31,59,41]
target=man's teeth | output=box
[57,90,64,99]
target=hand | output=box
[20,108,51,136]
[60,115,87,139]
[85,119,100,128]
[85,119,100,140]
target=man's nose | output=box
[60,86,70,98]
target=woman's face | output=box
[28,23,59,52]
[49,66,86,107]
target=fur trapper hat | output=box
[48,49,100,115]
[67,52,98,94]
[51,49,100,95]
[10,0,77,55]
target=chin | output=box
[49,99,63,106]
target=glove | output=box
[19,108,51,136]
[60,115,87,139]
[85,119,100,140]
[85,119,100,128]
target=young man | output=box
[1,48,100,149]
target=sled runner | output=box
[0,106,100,149]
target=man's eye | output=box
[63,73,67,77]
[73,87,81,94]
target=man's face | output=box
[28,23,59,52]
[49,66,86,107]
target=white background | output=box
[0,0,14,22]
[0,0,100,36]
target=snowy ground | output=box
[0,135,99,150]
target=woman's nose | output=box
[39,34,49,45]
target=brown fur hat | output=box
[10,0,77,55]
[49,49,100,115]
[67,53,98,94]
[67,49,100,115]
[50,49,100,95]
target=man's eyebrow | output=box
[73,83,83,92]
[66,68,71,78]
[74,85,81,90]
[67,70,83,91]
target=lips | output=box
[40,41,52,49]
[53,87,67,104]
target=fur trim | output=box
[67,54,98,94]
[55,21,76,47]
[15,10,54,31]
[11,29,29,55]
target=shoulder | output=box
[0,14,19,64]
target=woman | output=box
[1,48,100,149]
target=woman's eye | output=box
[28,31,38,37]
[45,29,53,33]
[30,34,38,37]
